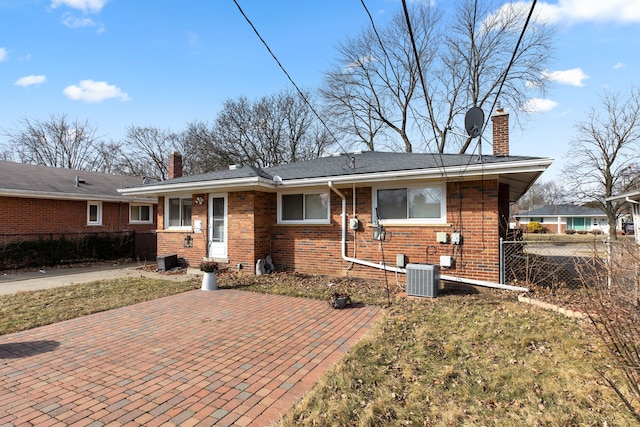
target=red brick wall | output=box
[267,180,501,282]
[156,179,503,283]
[0,196,156,235]
[156,194,207,267]
[492,110,509,156]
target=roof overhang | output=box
[0,189,157,203]
[607,189,640,202]
[118,158,552,200]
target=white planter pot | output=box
[201,272,217,290]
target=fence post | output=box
[605,237,612,290]
[499,237,504,285]
[49,233,54,266]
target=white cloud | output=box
[0,47,7,62]
[62,14,96,29]
[50,0,108,13]
[542,68,589,87]
[63,80,130,103]
[521,98,558,113]
[613,62,627,70]
[15,75,46,87]
[524,0,640,25]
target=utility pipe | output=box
[327,181,529,292]
[329,181,404,273]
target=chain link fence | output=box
[501,238,608,290]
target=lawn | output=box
[0,271,636,425]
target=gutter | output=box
[626,197,640,205]
[327,181,529,293]
[118,176,274,196]
[0,189,156,203]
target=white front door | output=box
[208,194,227,259]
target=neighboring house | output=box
[516,204,609,234]
[608,189,640,243]
[0,160,157,236]
[120,111,552,286]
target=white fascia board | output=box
[607,189,640,202]
[0,189,157,203]
[118,176,274,196]
[117,158,552,194]
[279,158,554,188]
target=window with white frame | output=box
[373,184,446,224]
[166,196,192,228]
[278,191,330,224]
[87,201,103,225]
[130,204,152,224]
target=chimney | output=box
[491,108,509,156]
[168,151,183,179]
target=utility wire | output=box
[231,0,351,160]
[400,0,441,155]
[482,0,538,139]
[394,0,449,180]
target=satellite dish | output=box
[464,107,484,138]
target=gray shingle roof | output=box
[518,204,606,217]
[0,161,151,201]
[143,151,543,186]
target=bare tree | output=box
[321,0,554,153]
[563,88,640,238]
[182,120,233,175]
[211,89,332,168]
[2,114,104,170]
[518,180,567,212]
[120,126,183,181]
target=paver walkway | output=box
[0,289,381,426]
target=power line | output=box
[231,0,350,159]
[482,0,538,139]
[399,0,449,180]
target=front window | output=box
[130,204,152,224]
[279,192,330,223]
[374,185,445,224]
[166,196,192,228]
[87,201,102,225]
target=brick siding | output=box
[0,196,156,235]
[159,178,504,283]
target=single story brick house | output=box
[120,111,552,289]
[516,204,609,234]
[0,161,158,265]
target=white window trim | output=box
[164,194,192,230]
[277,190,331,225]
[87,201,103,226]
[372,183,446,225]
[130,203,153,224]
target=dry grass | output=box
[0,276,200,335]
[278,294,635,426]
[0,269,635,425]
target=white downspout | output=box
[327,181,528,292]
[329,181,404,273]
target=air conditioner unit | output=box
[406,264,439,298]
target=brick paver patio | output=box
[0,289,381,426]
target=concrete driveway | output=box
[0,289,382,426]
[0,263,193,296]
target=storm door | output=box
[207,194,227,259]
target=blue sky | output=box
[1,0,639,182]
